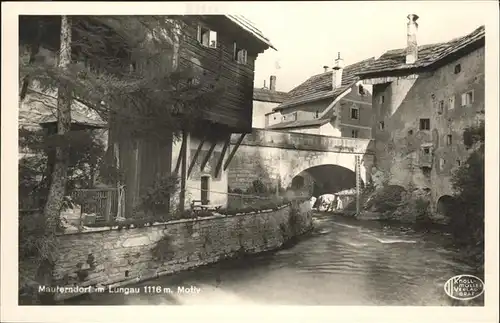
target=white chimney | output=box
[270,75,277,91]
[263,80,268,90]
[323,65,329,73]
[332,52,344,89]
[406,14,419,64]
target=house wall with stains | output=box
[253,100,280,128]
[369,46,484,207]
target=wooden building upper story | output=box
[19,15,275,134]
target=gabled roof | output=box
[274,57,375,111]
[225,15,276,51]
[20,89,106,129]
[357,25,485,78]
[253,88,289,103]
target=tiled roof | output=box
[275,57,375,111]
[357,25,485,77]
[20,89,107,128]
[253,88,288,103]
[266,117,331,130]
[225,15,276,50]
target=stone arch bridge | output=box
[228,129,375,195]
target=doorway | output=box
[201,175,210,205]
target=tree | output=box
[19,15,224,213]
[43,15,73,233]
[450,121,485,274]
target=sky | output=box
[241,1,494,93]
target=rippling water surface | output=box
[66,213,482,306]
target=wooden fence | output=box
[70,187,123,222]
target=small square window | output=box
[198,26,217,48]
[423,147,430,154]
[233,43,248,64]
[461,91,474,106]
[419,118,430,130]
[446,135,452,146]
[438,100,444,114]
[454,64,461,74]
[439,158,446,170]
[350,107,359,120]
[351,130,359,138]
[448,96,455,110]
[358,84,365,96]
[379,121,385,130]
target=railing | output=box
[184,185,308,212]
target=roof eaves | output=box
[225,15,277,51]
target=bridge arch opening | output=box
[436,195,455,218]
[291,164,364,197]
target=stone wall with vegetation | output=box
[21,200,313,302]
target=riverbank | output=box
[61,211,483,306]
[19,200,314,304]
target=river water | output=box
[65,212,482,306]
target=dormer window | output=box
[197,25,217,48]
[234,43,248,65]
[358,84,365,96]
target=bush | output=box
[449,123,484,274]
[140,173,180,219]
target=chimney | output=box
[270,75,277,91]
[262,80,268,90]
[332,52,344,89]
[323,65,329,73]
[406,14,419,64]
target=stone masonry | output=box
[228,129,375,191]
[46,201,313,301]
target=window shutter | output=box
[461,93,466,106]
[197,25,201,42]
[243,50,247,64]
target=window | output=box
[282,115,286,121]
[439,158,446,170]
[456,159,462,167]
[438,100,444,114]
[358,84,365,96]
[448,95,455,110]
[233,43,248,64]
[446,135,452,146]
[350,107,359,120]
[408,129,414,135]
[419,118,430,130]
[379,121,385,130]
[351,130,359,138]
[292,112,298,121]
[315,111,319,118]
[273,116,277,120]
[200,175,210,204]
[423,147,430,154]
[461,91,474,106]
[454,64,461,74]
[379,95,385,104]
[197,25,217,48]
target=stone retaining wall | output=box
[43,200,313,301]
